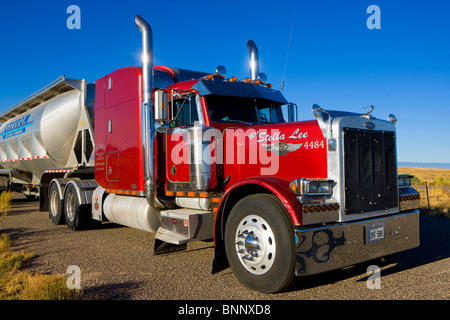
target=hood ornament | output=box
[261,142,303,156]
[362,105,374,119]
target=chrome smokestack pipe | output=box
[135,15,155,206]
[247,40,259,80]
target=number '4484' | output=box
[304,140,325,149]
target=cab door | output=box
[165,93,200,186]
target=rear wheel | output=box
[224,194,297,293]
[49,183,64,225]
[64,183,89,231]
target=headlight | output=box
[290,179,334,196]
[398,174,413,188]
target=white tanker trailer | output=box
[0,76,96,203]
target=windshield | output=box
[205,95,286,125]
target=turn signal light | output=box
[226,76,238,82]
[241,78,252,83]
[303,203,339,213]
[400,194,420,201]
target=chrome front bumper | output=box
[294,210,420,276]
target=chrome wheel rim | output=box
[234,215,276,275]
[65,193,76,222]
[50,190,59,217]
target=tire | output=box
[64,183,89,231]
[224,194,297,293]
[49,182,65,225]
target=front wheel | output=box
[224,194,297,293]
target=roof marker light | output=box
[226,76,238,82]
[215,65,227,79]
[388,114,397,125]
[258,73,267,84]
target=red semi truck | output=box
[0,16,420,293]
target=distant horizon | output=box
[398,162,450,169]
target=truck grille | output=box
[343,128,398,214]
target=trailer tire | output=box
[49,182,65,225]
[224,194,297,293]
[64,183,90,231]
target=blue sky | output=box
[0,0,449,163]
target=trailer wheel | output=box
[49,183,64,225]
[224,194,297,293]
[64,183,89,231]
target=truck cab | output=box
[140,65,419,293]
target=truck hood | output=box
[222,120,328,188]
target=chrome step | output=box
[155,208,214,245]
[155,227,190,245]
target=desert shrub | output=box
[411,176,422,185]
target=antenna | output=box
[281,12,296,92]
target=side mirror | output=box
[154,89,168,122]
[288,103,298,122]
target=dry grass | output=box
[399,167,450,218]
[0,233,82,300]
[6,272,80,300]
[0,191,81,300]
[398,167,450,186]
[0,191,12,224]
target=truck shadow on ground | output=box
[367,215,450,276]
[81,282,144,300]
[289,215,450,292]
[5,197,40,216]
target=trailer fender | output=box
[63,179,98,231]
[64,179,98,206]
[49,178,71,200]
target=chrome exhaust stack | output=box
[135,15,155,207]
[247,40,259,80]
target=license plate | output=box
[367,224,384,243]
